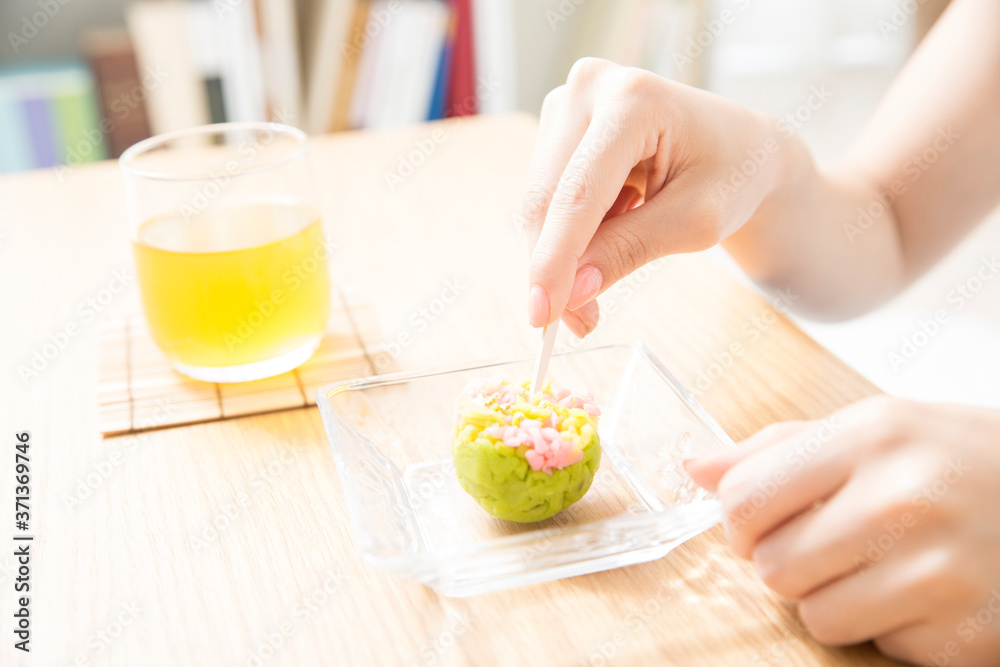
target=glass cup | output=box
[120,122,331,383]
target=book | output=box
[0,65,107,171]
[23,96,59,168]
[126,0,211,135]
[295,0,321,87]
[445,0,476,117]
[215,0,268,122]
[0,80,35,173]
[346,0,387,130]
[363,0,450,129]
[471,0,515,115]
[52,68,106,166]
[81,29,153,158]
[304,0,357,133]
[427,14,453,121]
[258,0,305,125]
[409,1,451,124]
[329,0,370,131]
[187,1,229,123]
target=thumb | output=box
[684,421,809,493]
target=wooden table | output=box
[0,114,901,666]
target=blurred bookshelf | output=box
[0,0,707,174]
[0,0,940,176]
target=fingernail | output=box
[687,450,727,470]
[528,285,550,328]
[567,265,603,311]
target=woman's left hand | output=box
[685,395,1000,666]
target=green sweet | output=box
[452,428,601,523]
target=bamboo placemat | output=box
[98,289,380,436]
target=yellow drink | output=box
[133,201,331,370]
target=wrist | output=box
[760,112,815,205]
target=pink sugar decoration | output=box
[463,376,525,408]
[553,391,601,416]
[489,421,584,474]
[468,379,598,473]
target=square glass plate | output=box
[316,342,732,597]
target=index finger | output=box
[685,421,810,493]
[717,420,855,559]
[528,113,644,327]
[520,85,591,254]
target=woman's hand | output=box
[686,396,1000,666]
[522,57,796,336]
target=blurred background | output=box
[2,0,997,408]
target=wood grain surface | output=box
[0,114,902,666]
[96,291,379,435]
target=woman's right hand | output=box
[523,57,798,336]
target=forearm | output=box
[723,0,1000,319]
[723,137,905,319]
